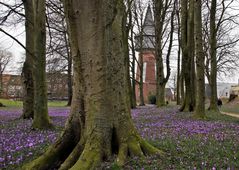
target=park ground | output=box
[0,99,239,169]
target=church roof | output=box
[135,5,155,51]
[143,5,155,35]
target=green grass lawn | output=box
[221,104,239,114]
[0,98,68,108]
[0,99,22,107]
[219,97,239,114]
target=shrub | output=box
[148,95,156,104]
[229,94,238,102]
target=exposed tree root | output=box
[22,133,77,170]
[59,140,85,170]
[70,142,102,170]
[20,114,33,119]
[179,102,194,112]
[192,112,206,120]
[23,125,162,170]
[68,134,163,170]
[32,121,54,130]
[22,114,81,170]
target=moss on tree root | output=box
[59,141,84,170]
[69,136,162,170]
[23,129,163,170]
[22,125,79,170]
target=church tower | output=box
[135,5,156,103]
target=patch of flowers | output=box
[1,106,239,169]
[0,107,69,169]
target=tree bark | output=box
[65,28,73,107]
[66,58,73,106]
[23,0,162,169]
[0,64,3,97]
[155,0,174,107]
[32,0,52,129]
[139,52,145,106]
[130,28,137,108]
[208,0,218,111]
[179,0,195,112]
[127,0,136,109]
[176,0,181,105]
[21,0,34,119]
[188,0,196,108]
[194,0,205,118]
[123,7,133,109]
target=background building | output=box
[135,6,173,103]
[0,73,69,100]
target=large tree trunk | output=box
[21,0,34,119]
[32,0,52,129]
[23,1,161,169]
[208,0,218,111]
[194,0,205,118]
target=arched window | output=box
[143,62,147,82]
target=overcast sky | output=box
[0,23,25,74]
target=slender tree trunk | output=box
[176,19,181,104]
[188,0,195,108]
[208,0,218,111]
[139,52,145,106]
[23,1,162,169]
[179,0,188,111]
[0,68,3,97]
[32,0,52,129]
[155,0,164,106]
[128,0,136,109]
[155,0,166,107]
[65,28,73,106]
[130,29,137,108]
[177,53,181,104]
[125,32,133,109]
[155,0,175,107]
[180,72,185,102]
[176,0,181,105]
[179,0,194,112]
[123,9,133,109]
[66,58,72,106]
[21,0,34,119]
[194,0,205,118]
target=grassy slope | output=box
[221,105,239,114]
[0,99,67,107]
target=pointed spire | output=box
[135,4,155,51]
[143,5,154,27]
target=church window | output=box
[143,62,147,82]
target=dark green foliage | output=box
[0,102,6,107]
[148,95,156,104]
[229,94,238,102]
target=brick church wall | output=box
[136,51,156,103]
